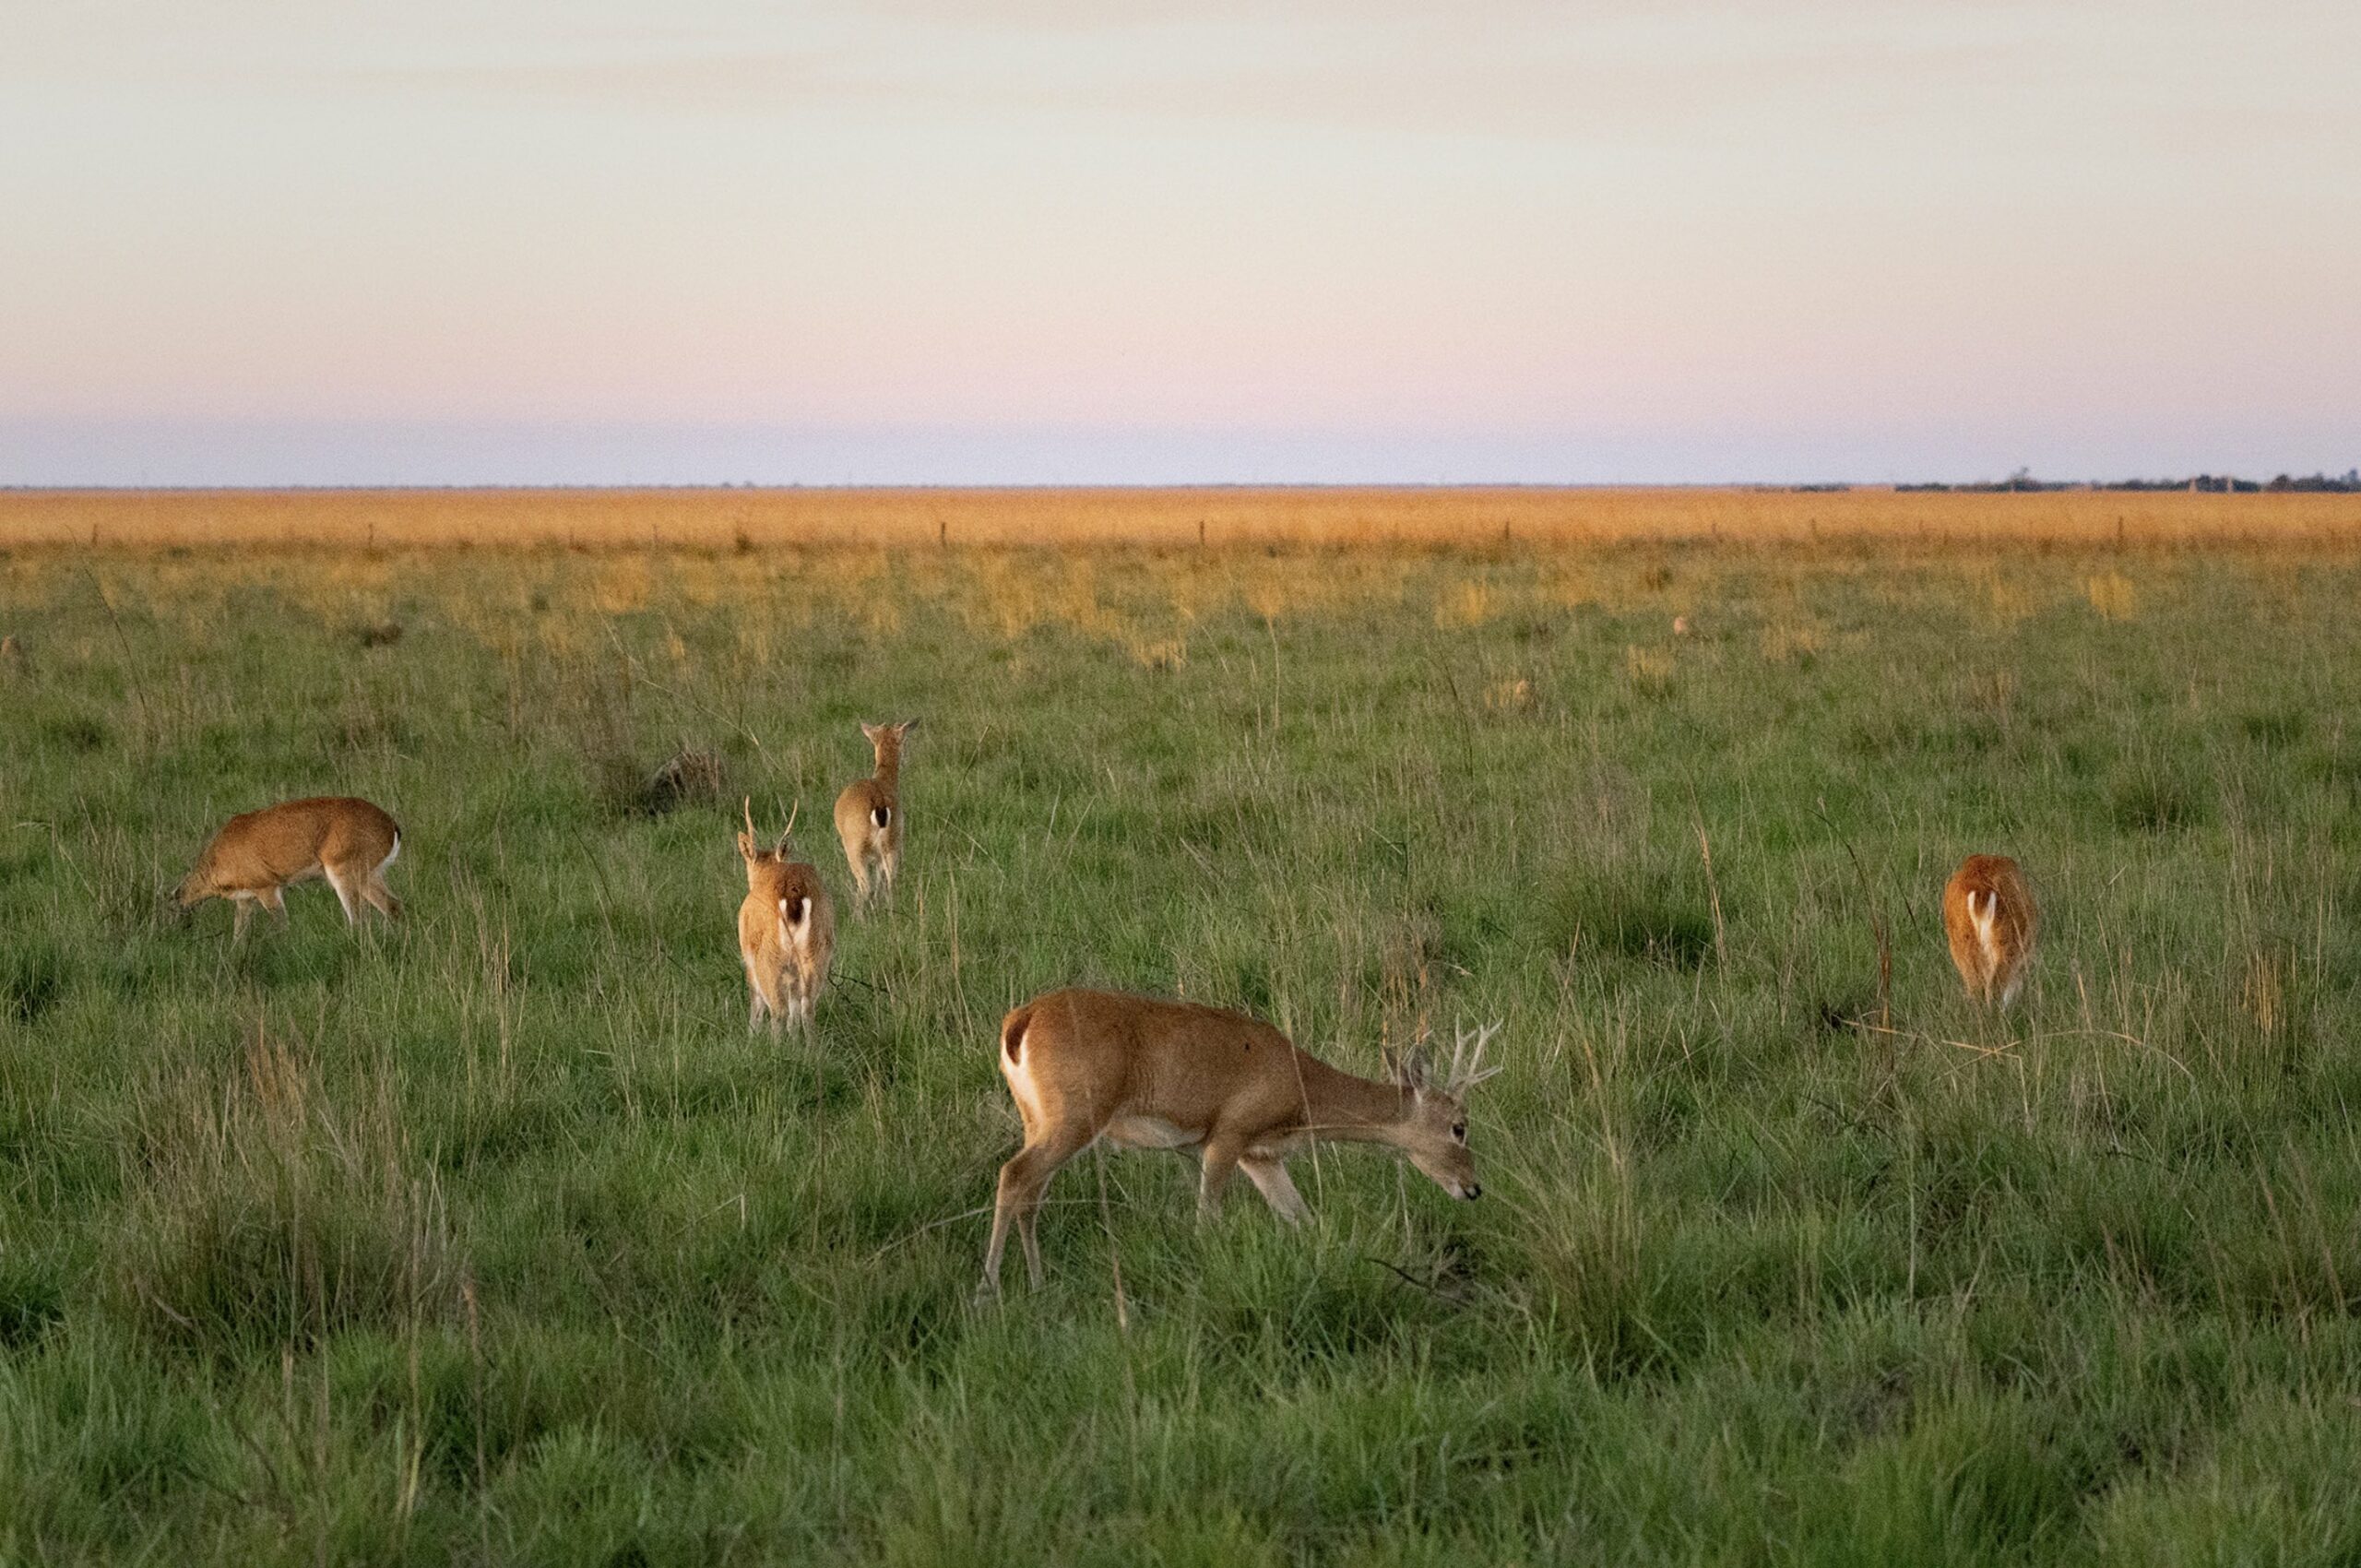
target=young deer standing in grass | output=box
[980,988,1500,1298]
[1942,853,2039,1008]
[737,800,834,1034]
[833,719,915,909]
[175,796,402,940]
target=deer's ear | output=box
[774,833,792,858]
[861,721,884,743]
[735,831,757,861]
[896,718,919,735]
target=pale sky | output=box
[4,1,2355,485]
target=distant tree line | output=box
[1894,470,2361,494]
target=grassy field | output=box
[6,501,2361,1563]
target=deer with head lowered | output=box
[833,719,915,909]
[1942,853,2038,1009]
[979,988,1501,1298]
[737,799,834,1034]
[175,796,403,940]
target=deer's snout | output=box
[1413,1148,1482,1203]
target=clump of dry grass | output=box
[1129,636,1188,671]
[2086,571,2141,621]
[2242,947,2290,1038]
[1436,580,1499,628]
[1760,619,1829,665]
[1484,676,1536,714]
[107,1026,458,1353]
[1624,644,1676,695]
[1962,667,2018,720]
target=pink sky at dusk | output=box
[4,1,2355,484]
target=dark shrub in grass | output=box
[1,944,67,1026]
[2109,759,2213,834]
[2240,707,2308,748]
[0,1264,64,1349]
[104,1034,460,1353]
[1547,849,1717,970]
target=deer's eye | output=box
[1452,1123,1467,1142]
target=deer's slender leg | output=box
[361,875,401,920]
[1197,1134,1246,1220]
[746,963,777,1036]
[983,1127,1088,1295]
[325,865,361,924]
[1241,1158,1311,1224]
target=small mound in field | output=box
[2,945,66,1025]
[2110,766,2212,834]
[1548,860,1718,970]
[41,713,107,754]
[616,746,728,818]
[2239,708,2308,749]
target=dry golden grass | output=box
[6,485,2360,552]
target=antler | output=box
[744,795,800,853]
[1438,1021,1504,1098]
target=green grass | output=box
[5,540,2361,1564]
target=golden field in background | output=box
[6,484,2360,551]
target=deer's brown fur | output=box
[980,988,1498,1297]
[177,796,402,939]
[833,719,915,909]
[737,800,834,1034]
[1942,853,2038,1008]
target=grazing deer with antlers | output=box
[175,796,402,940]
[737,799,834,1034]
[833,719,915,909]
[979,988,1501,1298]
[1942,853,2038,1008]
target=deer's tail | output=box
[1001,1004,1035,1066]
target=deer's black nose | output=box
[1464,1183,1482,1201]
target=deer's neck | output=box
[1293,1055,1413,1144]
[872,745,901,789]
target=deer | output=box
[175,796,402,940]
[833,719,915,909]
[737,799,834,1035]
[979,988,1501,1299]
[1942,853,2038,1008]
